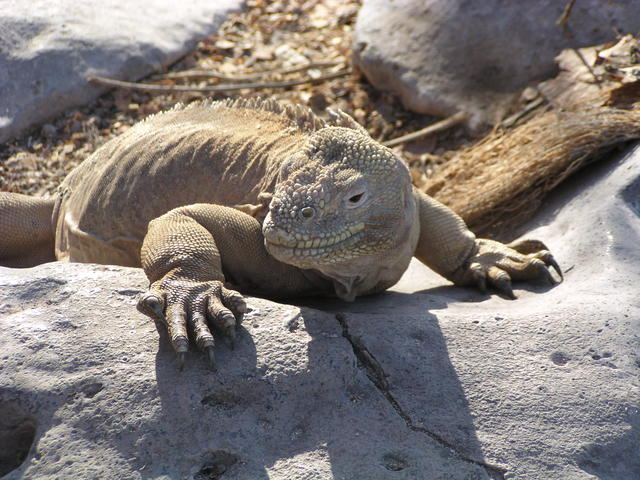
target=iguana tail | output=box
[0,192,56,267]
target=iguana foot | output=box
[451,238,562,299]
[137,278,246,370]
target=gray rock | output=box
[0,0,243,144]
[0,264,489,479]
[353,0,640,130]
[1,144,639,478]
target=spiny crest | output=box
[326,108,370,137]
[305,127,398,172]
[157,97,370,136]
[228,97,328,133]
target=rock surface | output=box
[353,0,640,130]
[0,263,489,480]
[1,144,639,478]
[0,0,243,144]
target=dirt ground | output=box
[0,0,471,197]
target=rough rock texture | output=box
[353,0,640,130]
[1,144,639,478]
[0,263,489,479]
[0,0,243,144]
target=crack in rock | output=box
[335,313,506,480]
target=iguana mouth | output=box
[264,222,365,258]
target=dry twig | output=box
[556,0,576,28]
[501,96,546,128]
[572,48,602,88]
[88,69,351,93]
[155,61,342,81]
[382,111,468,147]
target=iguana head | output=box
[263,126,417,299]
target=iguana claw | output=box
[177,352,186,371]
[224,326,236,350]
[508,238,563,281]
[205,346,216,371]
[137,293,164,320]
[489,269,516,300]
[498,282,516,300]
[453,238,562,297]
[549,259,563,280]
[539,265,558,285]
[545,254,564,285]
[489,268,516,299]
[138,278,246,370]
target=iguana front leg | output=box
[231,192,272,220]
[412,188,561,298]
[137,204,323,370]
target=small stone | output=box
[550,351,570,366]
[70,120,83,133]
[308,92,329,111]
[41,124,57,138]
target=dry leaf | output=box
[215,39,235,49]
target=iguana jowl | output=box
[0,98,560,369]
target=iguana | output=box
[0,98,560,369]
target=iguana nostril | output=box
[301,206,315,218]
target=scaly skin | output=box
[0,98,561,369]
[262,126,418,300]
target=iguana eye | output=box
[345,190,367,208]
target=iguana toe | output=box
[532,250,562,280]
[508,238,563,280]
[166,307,189,354]
[137,293,165,321]
[526,257,557,285]
[548,257,562,280]
[507,238,550,254]
[487,266,516,299]
[138,278,246,369]
[453,238,562,297]
[191,311,215,351]
[468,262,488,293]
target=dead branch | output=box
[422,107,640,236]
[87,69,351,93]
[154,61,342,82]
[572,47,603,88]
[501,96,546,128]
[382,111,468,147]
[556,0,576,28]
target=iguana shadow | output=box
[304,290,502,478]
[147,285,501,479]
